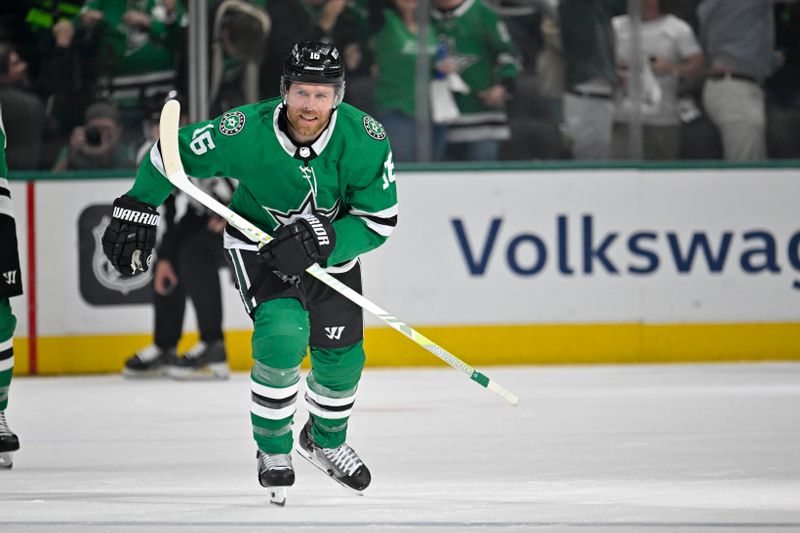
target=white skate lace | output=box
[323,444,362,477]
[136,345,162,363]
[0,411,12,436]
[260,453,292,471]
[184,341,208,359]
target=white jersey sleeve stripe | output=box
[349,204,398,219]
[358,217,395,237]
[149,141,167,177]
[0,197,14,219]
[349,204,397,237]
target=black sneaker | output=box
[122,345,176,378]
[297,419,371,493]
[167,340,229,380]
[0,411,20,470]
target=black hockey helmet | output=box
[281,41,346,106]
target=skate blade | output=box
[122,368,166,379]
[0,452,14,470]
[167,364,230,381]
[296,447,363,496]
[269,487,287,506]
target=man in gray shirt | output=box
[698,0,781,161]
[559,0,625,160]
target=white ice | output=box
[1,363,799,532]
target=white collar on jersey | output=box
[431,0,475,19]
[273,103,338,159]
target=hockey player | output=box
[0,104,22,469]
[101,41,397,504]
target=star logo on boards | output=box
[263,190,340,228]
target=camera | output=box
[85,126,102,146]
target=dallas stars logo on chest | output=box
[263,190,341,228]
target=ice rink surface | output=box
[0,363,799,533]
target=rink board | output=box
[6,166,800,374]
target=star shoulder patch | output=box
[363,115,386,141]
[219,111,246,136]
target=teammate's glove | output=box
[259,214,336,274]
[101,195,160,277]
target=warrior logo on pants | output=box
[324,326,345,340]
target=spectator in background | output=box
[765,1,800,159]
[371,0,447,162]
[75,0,186,140]
[0,41,46,169]
[534,5,566,126]
[661,0,700,31]
[767,1,800,111]
[209,0,271,116]
[698,0,779,161]
[261,0,370,100]
[52,100,135,171]
[611,0,704,160]
[36,16,106,169]
[432,0,522,162]
[559,0,624,160]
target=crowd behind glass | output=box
[0,0,798,171]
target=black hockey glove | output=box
[101,195,160,277]
[259,214,336,274]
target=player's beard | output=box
[287,106,332,140]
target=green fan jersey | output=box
[81,0,184,111]
[127,97,398,267]
[81,0,185,77]
[374,9,438,118]
[431,0,521,142]
[431,0,521,112]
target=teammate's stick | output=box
[158,100,519,406]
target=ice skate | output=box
[0,411,20,470]
[257,451,295,506]
[122,345,176,378]
[167,340,229,380]
[297,420,371,494]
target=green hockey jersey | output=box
[432,0,521,142]
[81,0,185,108]
[127,97,398,268]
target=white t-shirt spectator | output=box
[613,14,701,126]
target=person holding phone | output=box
[52,100,136,171]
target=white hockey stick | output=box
[158,100,519,406]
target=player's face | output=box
[285,83,336,140]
